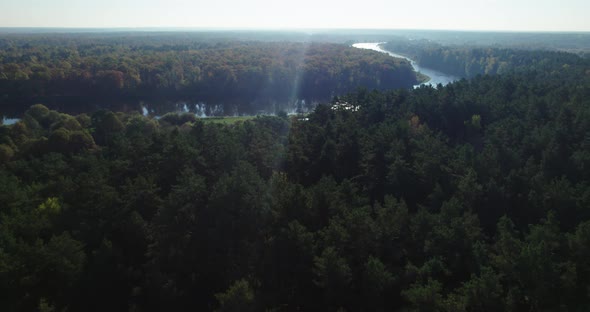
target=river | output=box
[352,42,459,87]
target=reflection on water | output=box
[1,96,317,120]
[140,102,227,118]
[2,117,20,125]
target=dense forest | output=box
[378,31,590,53]
[2,33,590,311]
[382,40,589,78]
[0,34,418,116]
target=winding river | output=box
[353,42,459,87]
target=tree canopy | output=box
[2,34,590,311]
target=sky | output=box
[0,0,589,32]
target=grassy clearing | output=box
[199,116,257,124]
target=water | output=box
[352,42,459,87]
[2,117,20,125]
[0,96,316,122]
[139,99,309,119]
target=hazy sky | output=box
[1,0,589,31]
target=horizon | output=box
[1,27,589,34]
[1,0,588,32]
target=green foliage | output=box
[442,267,503,311]
[402,279,443,312]
[0,37,419,104]
[37,197,61,215]
[38,298,55,312]
[215,279,255,312]
[1,36,590,312]
[313,247,352,308]
[362,256,394,303]
[201,116,257,125]
[383,40,587,79]
[159,112,198,126]
[0,143,14,162]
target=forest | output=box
[0,34,418,117]
[1,29,590,311]
[382,39,589,79]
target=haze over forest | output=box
[2,1,590,311]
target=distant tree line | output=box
[382,39,588,78]
[0,35,418,109]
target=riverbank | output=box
[352,42,459,87]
